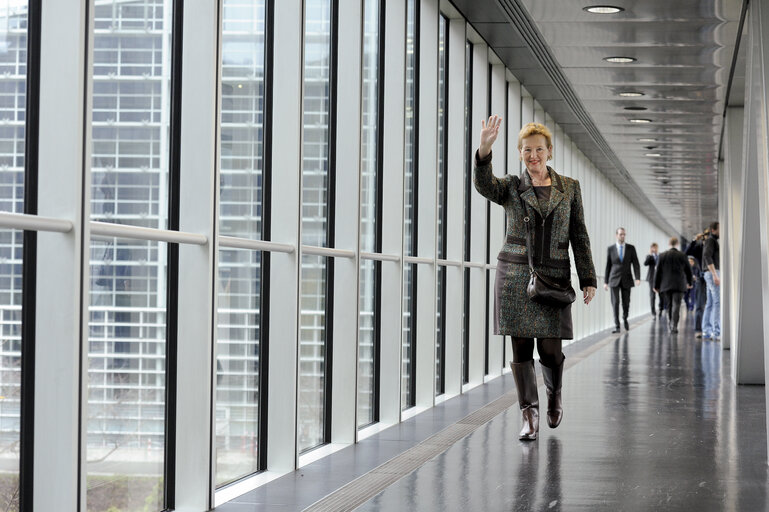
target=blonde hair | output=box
[518,122,553,151]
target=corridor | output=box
[221,314,768,511]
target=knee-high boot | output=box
[510,360,539,440]
[540,358,564,429]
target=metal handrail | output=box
[219,236,294,254]
[90,221,208,245]
[301,245,356,259]
[0,211,73,233]
[436,259,462,267]
[360,251,400,263]
[403,256,434,265]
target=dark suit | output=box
[654,248,693,330]
[643,253,663,315]
[605,243,641,329]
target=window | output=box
[357,0,382,429]
[401,0,418,410]
[298,0,334,453]
[0,3,29,508]
[462,40,472,385]
[86,2,173,510]
[216,0,268,486]
[435,14,448,396]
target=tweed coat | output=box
[473,151,597,339]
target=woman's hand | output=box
[479,115,502,158]
[583,286,596,305]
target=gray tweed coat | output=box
[474,151,597,339]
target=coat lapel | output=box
[517,167,566,219]
[541,168,566,219]
[516,171,542,217]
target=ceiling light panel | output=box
[584,6,624,14]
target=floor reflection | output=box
[358,313,767,512]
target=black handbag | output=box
[515,183,576,308]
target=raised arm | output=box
[644,254,654,266]
[473,115,511,205]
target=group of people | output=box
[473,115,721,443]
[637,224,721,339]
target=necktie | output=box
[619,245,624,262]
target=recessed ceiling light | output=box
[646,153,662,157]
[624,106,648,111]
[584,6,624,14]
[604,56,636,63]
[638,137,658,142]
[630,118,652,123]
[620,91,645,97]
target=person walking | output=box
[653,237,693,334]
[604,227,641,333]
[686,232,704,267]
[689,256,706,337]
[643,243,662,318]
[702,222,721,340]
[474,117,597,441]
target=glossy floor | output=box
[359,315,768,511]
[217,312,768,511]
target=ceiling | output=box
[450,0,746,237]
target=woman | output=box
[474,117,597,441]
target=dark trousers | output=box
[662,291,684,328]
[694,280,707,331]
[684,288,695,310]
[649,286,663,314]
[610,286,631,328]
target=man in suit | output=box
[654,237,693,334]
[643,243,662,318]
[604,227,641,333]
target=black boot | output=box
[510,360,539,440]
[540,358,564,429]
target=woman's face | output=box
[519,134,552,175]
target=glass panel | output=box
[298,254,328,452]
[463,41,472,385]
[0,3,26,508]
[298,0,332,451]
[357,0,380,429]
[357,259,376,426]
[215,249,261,486]
[436,15,447,261]
[216,0,266,486]
[401,0,417,411]
[462,267,470,384]
[0,229,22,511]
[91,0,172,230]
[464,41,472,262]
[435,15,447,396]
[87,2,171,509]
[86,238,167,512]
[435,265,446,395]
[401,263,415,409]
[220,0,266,240]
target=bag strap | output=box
[513,176,535,275]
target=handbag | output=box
[515,182,576,308]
